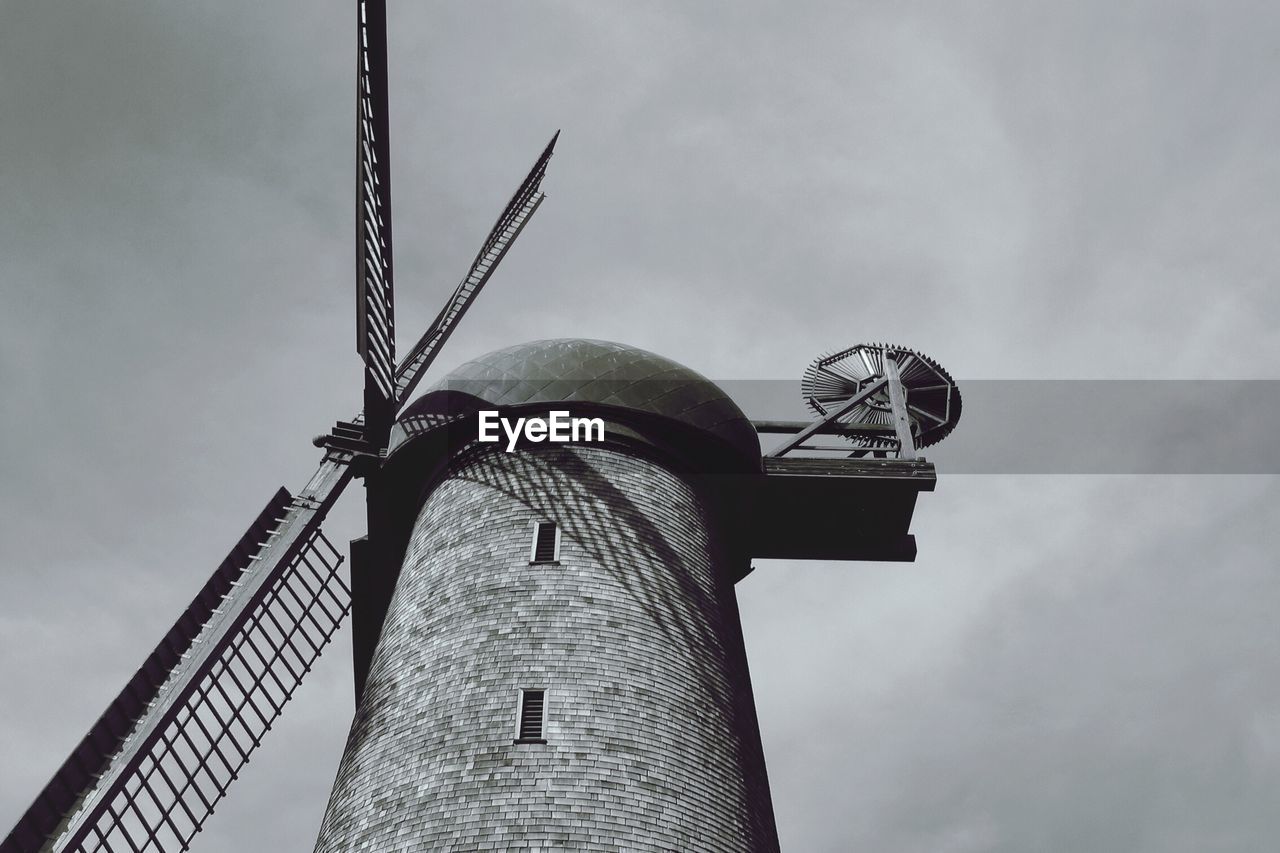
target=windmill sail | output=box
[393,131,559,405]
[0,491,289,853]
[2,452,357,853]
[355,0,397,439]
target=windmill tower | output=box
[2,3,960,852]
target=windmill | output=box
[3,2,960,852]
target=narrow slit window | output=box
[530,521,559,564]
[516,689,546,743]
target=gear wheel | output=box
[801,343,961,450]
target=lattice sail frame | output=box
[69,528,348,853]
[393,131,558,406]
[29,454,357,853]
[355,0,397,434]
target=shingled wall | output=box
[313,443,778,852]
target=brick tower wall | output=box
[313,442,778,852]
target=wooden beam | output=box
[883,354,916,461]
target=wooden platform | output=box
[711,456,936,565]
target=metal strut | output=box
[765,379,889,458]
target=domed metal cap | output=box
[394,335,757,466]
[395,338,761,465]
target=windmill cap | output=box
[393,338,761,467]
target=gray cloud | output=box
[3,1,1279,851]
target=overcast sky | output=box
[2,1,1278,851]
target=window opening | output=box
[516,689,547,743]
[530,521,559,563]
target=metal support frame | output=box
[751,420,896,438]
[765,379,887,458]
[767,349,927,460]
